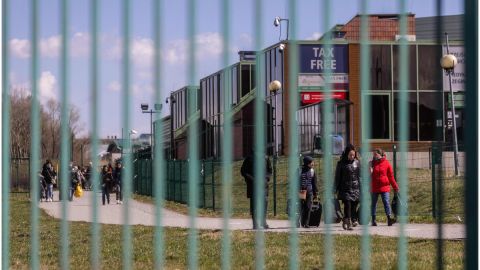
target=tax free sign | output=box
[299,44,348,74]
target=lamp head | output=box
[130,129,138,135]
[140,103,149,111]
[269,80,282,92]
[274,16,281,27]
[278,43,285,51]
[440,54,458,70]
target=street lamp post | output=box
[141,103,162,159]
[273,16,290,41]
[269,80,282,156]
[166,95,176,160]
[440,32,459,176]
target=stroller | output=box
[38,173,47,202]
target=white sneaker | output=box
[119,201,123,204]
[116,200,119,204]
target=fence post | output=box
[201,160,205,208]
[392,144,397,182]
[211,160,215,211]
[273,154,277,216]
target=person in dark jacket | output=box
[113,162,123,204]
[42,160,56,202]
[299,155,318,228]
[102,165,113,205]
[241,149,273,229]
[335,144,361,230]
[370,148,399,226]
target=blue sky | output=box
[7,0,463,138]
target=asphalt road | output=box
[38,191,465,240]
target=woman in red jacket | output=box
[370,148,399,226]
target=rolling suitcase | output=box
[308,199,322,227]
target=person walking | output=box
[241,149,273,229]
[113,162,123,204]
[102,165,113,205]
[335,144,361,230]
[299,156,318,228]
[370,148,399,226]
[42,160,56,202]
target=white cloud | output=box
[38,71,57,102]
[10,39,30,58]
[305,32,322,40]
[70,32,90,57]
[108,81,121,92]
[40,36,61,58]
[9,33,90,59]
[108,32,226,67]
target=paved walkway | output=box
[39,191,465,240]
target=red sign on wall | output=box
[300,92,347,104]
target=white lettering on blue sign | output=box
[312,47,334,58]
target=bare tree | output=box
[9,88,86,162]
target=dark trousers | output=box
[115,183,122,201]
[342,200,358,219]
[102,184,110,205]
[301,192,313,226]
[249,195,268,228]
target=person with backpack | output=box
[370,148,399,226]
[299,155,318,228]
[241,149,273,229]
[335,144,361,230]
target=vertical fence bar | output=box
[434,1,444,269]
[321,1,334,269]
[464,0,479,268]
[220,1,232,267]
[253,1,266,269]
[29,0,41,268]
[89,0,101,268]
[287,1,300,269]
[187,1,199,269]
[2,0,11,268]
[359,1,372,269]
[60,0,72,268]
[397,1,409,269]
[153,0,165,269]
[121,0,133,268]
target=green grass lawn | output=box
[151,158,464,223]
[9,193,464,269]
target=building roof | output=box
[415,14,463,41]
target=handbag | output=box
[299,190,307,200]
[74,184,83,198]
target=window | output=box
[394,92,418,141]
[370,94,390,139]
[419,92,442,141]
[370,45,392,90]
[393,45,417,90]
[418,45,442,90]
[241,64,251,97]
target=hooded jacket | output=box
[370,157,399,193]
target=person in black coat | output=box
[113,162,123,204]
[241,149,273,229]
[42,160,56,202]
[335,144,361,230]
[299,155,318,228]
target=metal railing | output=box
[2,0,477,269]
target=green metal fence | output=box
[2,0,478,269]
